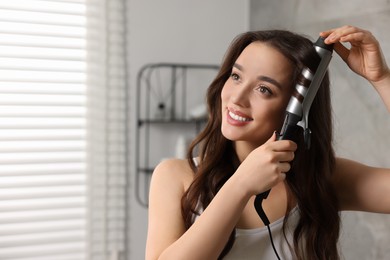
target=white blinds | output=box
[86,0,128,259]
[0,0,128,259]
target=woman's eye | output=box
[258,85,273,96]
[231,73,240,81]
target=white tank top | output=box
[224,207,299,260]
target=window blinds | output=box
[0,0,128,259]
[86,0,128,259]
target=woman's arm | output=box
[333,158,390,213]
[320,26,390,212]
[145,134,296,260]
[145,158,250,260]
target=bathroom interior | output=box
[1,0,390,259]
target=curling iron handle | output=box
[254,127,297,226]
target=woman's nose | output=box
[231,83,250,107]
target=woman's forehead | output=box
[235,42,294,82]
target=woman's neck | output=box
[234,141,260,162]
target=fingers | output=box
[255,134,297,184]
[337,31,367,44]
[274,150,294,177]
[320,25,358,43]
[238,136,297,195]
[264,132,297,169]
[269,138,297,152]
[320,27,353,63]
[275,150,295,162]
[265,131,277,144]
[320,25,372,45]
[266,141,296,176]
[278,161,292,173]
[319,25,380,66]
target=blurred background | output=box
[0,0,389,259]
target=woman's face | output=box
[221,41,294,146]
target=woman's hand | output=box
[233,132,297,196]
[321,25,390,112]
[320,25,390,84]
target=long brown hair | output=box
[181,30,340,259]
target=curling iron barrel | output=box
[277,36,334,147]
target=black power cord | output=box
[266,224,281,260]
[254,195,281,260]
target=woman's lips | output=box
[226,108,253,126]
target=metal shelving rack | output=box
[135,63,219,207]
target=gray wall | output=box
[250,0,390,259]
[126,1,249,259]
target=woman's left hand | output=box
[320,25,390,85]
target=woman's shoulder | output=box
[151,158,195,193]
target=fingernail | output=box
[324,37,331,44]
[329,34,336,41]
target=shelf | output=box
[137,168,154,174]
[135,63,219,207]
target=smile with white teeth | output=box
[228,111,252,122]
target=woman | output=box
[145,25,390,260]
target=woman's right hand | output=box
[233,132,297,196]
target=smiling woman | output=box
[145,26,390,260]
[0,0,128,260]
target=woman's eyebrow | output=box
[257,75,283,90]
[233,63,244,71]
[233,63,283,89]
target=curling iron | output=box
[254,36,334,225]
